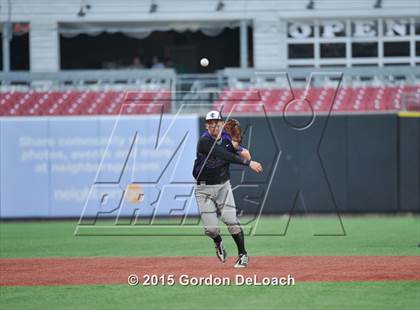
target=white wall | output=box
[1,0,419,71]
[29,20,60,72]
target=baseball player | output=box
[192,110,263,268]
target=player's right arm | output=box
[198,137,262,173]
[238,148,251,161]
[198,137,249,165]
[237,147,262,173]
[232,141,251,161]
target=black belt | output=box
[196,180,227,185]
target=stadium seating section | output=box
[0,90,171,116]
[215,85,419,113]
[0,85,418,116]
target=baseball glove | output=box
[224,119,242,143]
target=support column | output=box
[29,20,60,72]
[2,22,11,72]
[253,18,284,69]
[240,20,248,68]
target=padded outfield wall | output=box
[199,113,419,214]
[0,113,418,218]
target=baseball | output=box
[200,58,209,67]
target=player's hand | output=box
[249,160,263,173]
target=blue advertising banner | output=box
[0,115,199,218]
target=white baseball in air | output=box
[200,58,209,67]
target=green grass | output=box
[0,216,419,258]
[1,216,419,310]
[1,281,419,310]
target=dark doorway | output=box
[0,32,30,71]
[60,27,253,73]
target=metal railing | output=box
[402,93,420,111]
[0,66,419,113]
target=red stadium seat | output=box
[213,85,420,114]
[0,86,418,116]
[0,90,171,116]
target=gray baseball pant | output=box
[194,180,242,238]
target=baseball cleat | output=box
[234,253,249,268]
[215,241,227,263]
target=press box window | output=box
[320,43,346,58]
[415,20,420,35]
[384,63,410,66]
[383,20,410,37]
[352,42,378,58]
[320,21,346,38]
[352,63,377,67]
[288,44,314,59]
[287,23,314,39]
[351,21,378,38]
[320,64,346,68]
[384,42,410,57]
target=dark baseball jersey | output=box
[192,130,250,184]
